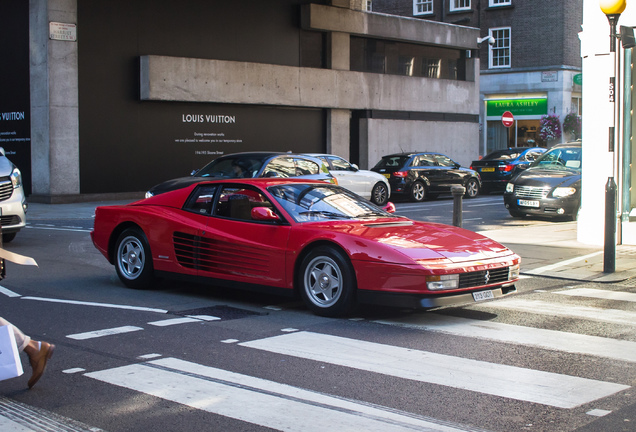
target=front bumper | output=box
[358,284,517,308]
[503,193,580,218]
[0,187,27,233]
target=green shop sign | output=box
[486,98,548,117]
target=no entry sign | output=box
[501,111,514,127]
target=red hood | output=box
[305,219,513,264]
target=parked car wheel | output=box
[464,178,480,198]
[298,245,356,317]
[410,181,426,202]
[371,182,389,206]
[115,228,154,289]
[2,233,17,243]
[508,209,525,218]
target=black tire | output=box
[298,245,356,317]
[409,181,426,202]
[464,178,480,198]
[371,182,389,206]
[115,228,154,289]
[2,232,17,243]
[508,209,525,218]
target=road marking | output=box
[21,296,168,313]
[85,357,474,432]
[148,317,201,326]
[375,313,636,363]
[555,288,636,302]
[67,325,144,340]
[0,286,20,297]
[63,368,86,374]
[478,298,636,326]
[240,332,629,409]
[25,225,91,233]
[524,251,603,275]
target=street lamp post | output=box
[600,0,627,273]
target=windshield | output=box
[530,147,582,171]
[194,155,269,179]
[268,184,396,223]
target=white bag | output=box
[0,324,24,381]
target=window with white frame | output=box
[414,0,433,15]
[450,0,471,11]
[365,0,372,11]
[489,0,511,6]
[489,27,511,68]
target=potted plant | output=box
[539,114,562,144]
[562,113,582,140]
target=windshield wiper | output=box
[298,211,353,219]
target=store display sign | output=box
[486,98,548,117]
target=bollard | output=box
[451,185,465,227]
[604,177,616,273]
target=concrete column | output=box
[326,31,351,159]
[29,0,80,203]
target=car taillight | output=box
[498,164,514,172]
[393,171,408,178]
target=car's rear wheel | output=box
[410,181,426,202]
[371,182,389,206]
[115,228,154,289]
[464,178,480,198]
[298,245,356,317]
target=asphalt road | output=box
[0,195,634,432]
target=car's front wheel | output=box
[115,227,154,289]
[298,245,356,317]
[2,232,16,243]
[410,181,426,202]
[464,178,480,198]
[508,208,525,218]
[371,182,389,206]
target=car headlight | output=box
[505,182,514,193]
[508,264,520,280]
[145,191,154,199]
[426,274,459,291]
[10,167,21,189]
[552,187,576,198]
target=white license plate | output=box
[518,199,540,208]
[472,290,495,302]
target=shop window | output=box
[350,36,466,80]
[414,0,433,15]
[450,0,471,12]
[489,27,511,69]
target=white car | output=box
[304,154,390,206]
[0,147,27,243]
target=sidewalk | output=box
[25,200,636,284]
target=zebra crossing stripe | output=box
[240,332,629,409]
[85,358,476,432]
[477,298,636,325]
[67,326,143,340]
[555,288,636,302]
[374,313,636,364]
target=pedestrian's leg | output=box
[0,317,31,351]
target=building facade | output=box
[0,0,482,202]
[373,0,584,155]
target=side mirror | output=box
[351,164,359,171]
[383,202,396,214]
[251,207,280,221]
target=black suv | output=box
[371,152,481,202]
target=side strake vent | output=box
[173,232,269,275]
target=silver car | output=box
[0,148,27,243]
[304,154,391,206]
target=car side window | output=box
[524,151,543,162]
[214,186,274,222]
[263,157,295,178]
[294,158,320,175]
[434,155,455,167]
[183,185,220,215]
[328,156,352,171]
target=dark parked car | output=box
[503,142,582,220]
[146,152,335,197]
[470,147,546,193]
[371,152,481,202]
